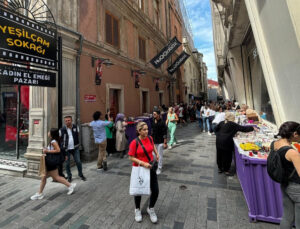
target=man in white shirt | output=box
[212,107,225,133]
[201,104,210,133]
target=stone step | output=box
[0,159,27,177]
[0,164,27,177]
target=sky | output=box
[184,0,217,81]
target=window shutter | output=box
[139,37,146,61]
[106,13,112,44]
[113,18,119,47]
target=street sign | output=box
[0,64,56,87]
[0,8,57,69]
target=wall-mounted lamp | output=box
[153,78,160,91]
[131,69,146,88]
[92,57,114,85]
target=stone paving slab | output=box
[0,122,279,229]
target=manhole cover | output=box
[179,185,187,190]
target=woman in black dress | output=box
[215,112,257,175]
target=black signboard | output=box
[0,64,56,87]
[167,51,190,75]
[150,36,181,68]
[0,8,57,68]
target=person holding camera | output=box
[128,122,160,224]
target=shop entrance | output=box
[0,85,29,160]
[109,89,121,119]
[159,92,163,106]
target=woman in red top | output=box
[128,122,160,224]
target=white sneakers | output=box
[208,132,212,136]
[135,209,142,222]
[202,130,205,133]
[147,207,158,223]
[67,183,76,195]
[135,208,158,223]
[31,183,76,200]
[30,193,44,200]
[156,168,161,175]
[168,145,172,150]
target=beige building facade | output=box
[182,37,207,103]
[211,0,300,126]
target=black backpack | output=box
[267,141,295,184]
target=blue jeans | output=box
[211,123,217,133]
[202,117,210,132]
[66,148,83,178]
[197,118,202,129]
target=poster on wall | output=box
[84,95,96,102]
[0,8,57,68]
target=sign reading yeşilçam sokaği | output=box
[0,64,56,87]
[0,8,57,68]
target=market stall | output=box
[232,111,287,223]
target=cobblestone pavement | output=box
[0,122,279,229]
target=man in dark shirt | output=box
[151,110,168,175]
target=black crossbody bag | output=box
[136,137,158,172]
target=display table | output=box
[234,139,283,223]
[125,117,152,144]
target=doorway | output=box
[159,92,163,106]
[0,85,29,160]
[109,89,121,120]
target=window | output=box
[138,37,146,61]
[153,0,159,27]
[174,26,178,38]
[138,0,144,11]
[105,12,119,48]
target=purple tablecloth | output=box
[234,144,283,223]
[125,117,152,145]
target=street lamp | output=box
[91,57,114,85]
[131,69,146,88]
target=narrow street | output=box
[0,123,279,229]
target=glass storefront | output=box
[244,30,275,123]
[0,84,29,160]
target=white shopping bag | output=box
[129,166,151,196]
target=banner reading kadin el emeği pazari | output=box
[0,8,57,68]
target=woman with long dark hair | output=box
[31,128,75,200]
[273,122,300,228]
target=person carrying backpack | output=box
[267,122,300,229]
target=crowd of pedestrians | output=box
[29,99,300,228]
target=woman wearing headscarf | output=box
[115,113,127,158]
[215,112,257,175]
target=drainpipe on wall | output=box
[76,35,83,126]
[46,22,83,124]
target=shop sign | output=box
[0,8,57,68]
[0,64,56,87]
[84,95,96,102]
[150,36,181,68]
[34,120,39,124]
[167,51,190,75]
